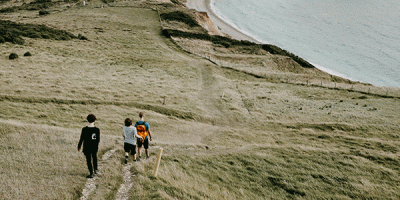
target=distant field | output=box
[1,0,400,199]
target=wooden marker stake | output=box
[153,148,163,177]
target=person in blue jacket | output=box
[135,112,152,160]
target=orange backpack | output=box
[136,122,148,139]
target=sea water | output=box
[210,0,400,87]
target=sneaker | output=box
[86,174,94,178]
[134,160,137,162]
[146,155,150,159]
[124,158,128,164]
[94,170,100,174]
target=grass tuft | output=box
[23,52,32,56]
[8,53,18,60]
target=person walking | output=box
[135,112,152,160]
[123,118,143,164]
[78,114,100,178]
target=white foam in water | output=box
[210,0,400,87]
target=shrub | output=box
[59,36,70,40]
[0,0,12,4]
[9,53,18,60]
[0,20,78,43]
[0,0,54,12]
[170,0,183,6]
[41,34,50,39]
[0,6,18,13]
[24,52,32,56]
[101,0,114,3]
[35,0,51,3]
[28,31,42,38]
[0,36,4,43]
[160,11,200,27]
[12,36,25,45]
[39,10,49,15]
[220,41,231,48]
[78,33,88,40]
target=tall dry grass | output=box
[1,1,400,199]
[0,119,120,199]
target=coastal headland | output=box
[1,0,400,199]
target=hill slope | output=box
[1,1,400,199]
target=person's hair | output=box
[124,118,132,126]
[87,114,96,123]
[139,112,144,118]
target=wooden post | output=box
[153,148,163,177]
[163,96,166,105]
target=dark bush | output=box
[0,0,12,4]
[1,0,54,12]
[0,36,4,43]
[12,36,25,45]
[39,10,49,15]
[59,36,70,40]
[9,53,18,60]
[35,0,51,3]
[0,6,18,13]
[0,20,78,44]
[28,31,42,38]
[78,33,88,40]
[160,11,200,27]
[24,52,32,56]
[220,41,231,48]
[170,0,183,6]
[101,0,114,3]
[41,34,50,39]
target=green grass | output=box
[1,1,400,199]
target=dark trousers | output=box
[84,151,98,174]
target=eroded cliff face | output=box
[194,11,226,36]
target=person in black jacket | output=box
[78,114,100,178]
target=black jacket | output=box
[78,126,100,153]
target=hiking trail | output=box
[80,149,116,200]
[115,162,135,200]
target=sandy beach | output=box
[185,0,260,44]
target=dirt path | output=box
[80,149,117,200]
[115,162,135,200]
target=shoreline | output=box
[185,0,399,88]
[185,0,368,86]
[185,0,260,44]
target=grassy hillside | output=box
[1,0,400,199]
